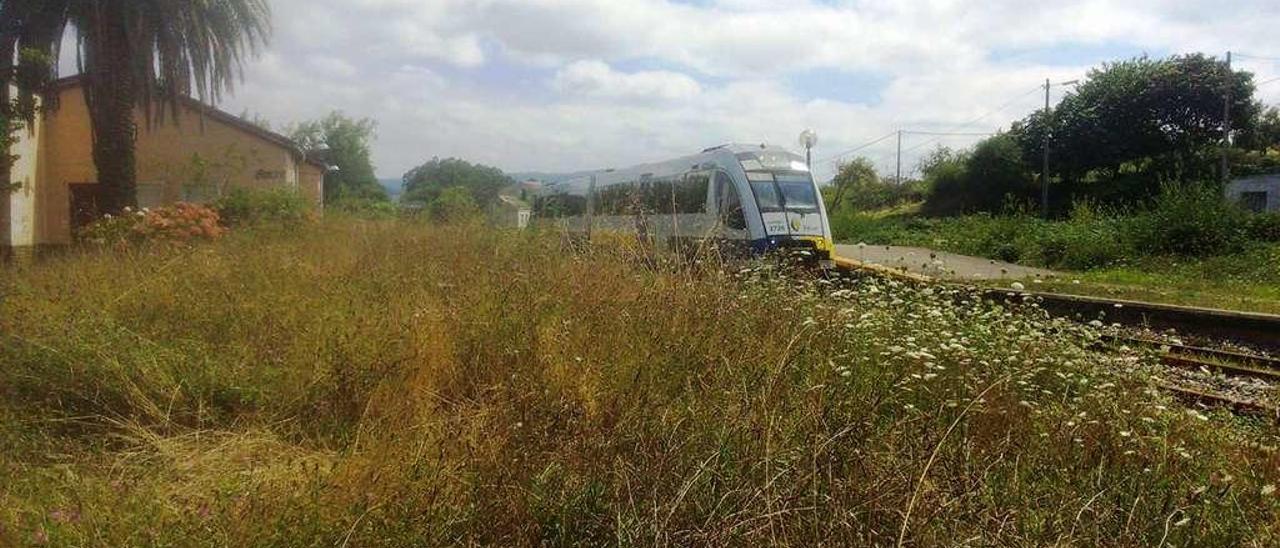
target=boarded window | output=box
[69,183,108,231]
[1241,191,1268,213]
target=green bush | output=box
[328,196,399,219]
[215,187,313,226]
[1129,182,1248,256]
[428,186,481,222]
[920,135,1036,216]
[1245,212,1280,242]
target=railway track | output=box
[831,255,1280,418]
[832,255,1280,352]
[1101,335,1280,418]
[1103,335,1280,381]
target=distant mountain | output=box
[378,178,402,199]
[507,170,593,185]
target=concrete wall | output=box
[299,163,324,208]
[1226,175,1280,213]
[4,85,40,247]
[35,84,324,244]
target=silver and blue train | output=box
[531,143,834,264]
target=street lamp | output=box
[1041,78,1079,218]
[799,129,818,169]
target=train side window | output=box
[715,172,746,230]
[678,172,709,214]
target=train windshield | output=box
[749,179,783,211]
[747,171,818,212]
[775,174,819,210]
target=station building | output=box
[1227,174,1280,213]
[2,76,324,250]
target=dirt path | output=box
[834,244,1059,281]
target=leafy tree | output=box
[1239,106,1280,152]
[920,135,1032,216]
[825,157,878,211]
[287,112,387,202]
[918,147,971,216]
[1014,54,1259,185]
[917,145,965,178]
[428,187,480,222]
[0,48,52,193]
[5,0,271,215]
[402,157,511,209]
[824,157,922,212]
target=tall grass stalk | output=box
[1,219,1278,545]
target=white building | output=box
[1226,174,1280,213]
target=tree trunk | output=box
[83,2,137,214]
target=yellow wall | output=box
[35,85,323,244]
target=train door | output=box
[713,171,749,242]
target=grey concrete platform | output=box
[834,244,1058,281]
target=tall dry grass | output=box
[1,219,1278,546]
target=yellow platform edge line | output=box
[832,255,935,284]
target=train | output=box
[531,143,835,265]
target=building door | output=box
[69,183,108,232]
[1240,191,1268,213]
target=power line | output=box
[818,131,897,165]
[934,85,1045,133]
[1234,52,1280,62]
[900,130,998,137]
[1257,75,1280,87]
[899,133,979,156]
[893,85,1045,159]
[818,84,1044,167]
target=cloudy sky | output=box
[126,1,1280,181]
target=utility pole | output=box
[1222,50,1232,183]
[895,130,902,185]
[1042,78,1051,218]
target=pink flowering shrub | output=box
[79,202,227,246]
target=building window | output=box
[1240,191,1268,213]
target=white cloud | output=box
[185,0,1280,182]
[553,61,702,102]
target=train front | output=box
[736,147,835,266]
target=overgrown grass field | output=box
[3,220,1280,545]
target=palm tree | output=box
[3,0,270,213]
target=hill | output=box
[378,178,402,199]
